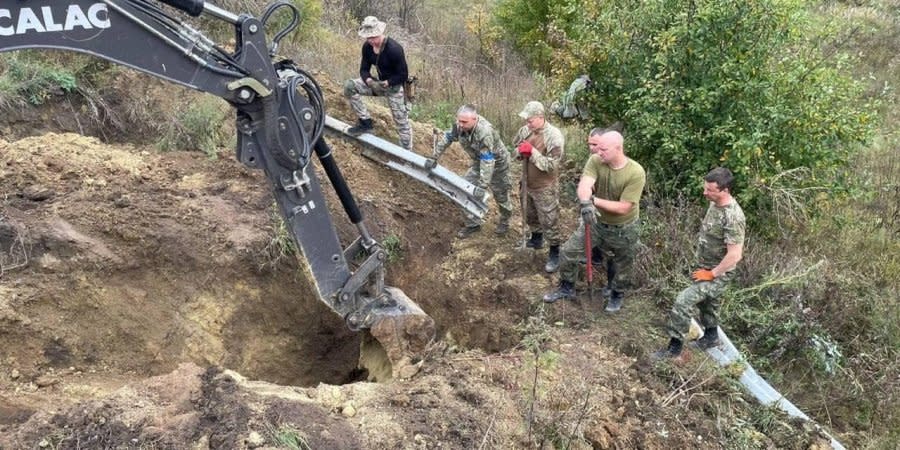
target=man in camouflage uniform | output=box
[656,167,746,359]
[343,16,413,150]
[430,105,512,238]
[543,128,645,311]
[513,101,565,273]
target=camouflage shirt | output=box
[433,115,508,188]
[697,200,746,271]
[513,122,565,190]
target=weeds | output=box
[380,233,403,263]
[156,96,229,158]
[265,424,311,450]
[259,204,298,270]
[0,53,78,109]
[0,220,29,279]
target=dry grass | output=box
[286,2,543,138]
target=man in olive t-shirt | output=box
[543,128,646,311]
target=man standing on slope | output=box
[656,167,746,359]
[430,104,512,238]
[513,101,565,273]
[343,16,412,150]
[543,128,645,312]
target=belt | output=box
[598,220,636,228]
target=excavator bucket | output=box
[358,287,435,381]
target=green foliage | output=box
[493,0,566,72]
[264,0,324,46]
[381,234,403,263]
[409,100,457,130]
[266,424,311,450]
[156,96,229,157]
[0,53,78,108]
[207,0,322,43]
[494,0,878,220]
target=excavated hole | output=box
[2,245,524,387]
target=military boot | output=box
[604,290,624,312]
[456,225,481,238]
[652,338,684,360]
[695,327,721,350]
[495,220,510,235]
[544,245,560,273]
[347,118,374,135]
[543,280,575,303]
[526,232,544,249]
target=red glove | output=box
[692,269,715,282]
[517,141,533,157]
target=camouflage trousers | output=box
[523,183,561,246]
[464,160,512,227]
[558,219,640,295]
[343,78,412,150]
[666,271,734,341]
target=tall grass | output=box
[289,1,543,139]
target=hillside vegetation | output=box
[0,0,897,448]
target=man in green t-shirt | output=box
[543,128,646,312]
[655,167,746,360]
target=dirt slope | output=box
[0,89,832,448]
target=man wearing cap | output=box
[513,101,565,273]
[343,16,412,150]
[430,104,512,238]
[543,128,646,311]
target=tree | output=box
[495,0,876,216]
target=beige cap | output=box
[518,101,545,119]
[358,16,387,38]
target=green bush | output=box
[0,53,78,108]
[494,0,878,222]
[157,96,229,157]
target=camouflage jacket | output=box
[433,115,508,188]
[513,122,565,190]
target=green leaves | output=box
[495,0,877,222]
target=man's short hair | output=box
[705,167,735,191]
[457,104,478,116]
[589,121,624,137]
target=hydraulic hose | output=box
[313,139,363,225]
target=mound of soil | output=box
[0,83,832,448]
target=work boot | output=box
[456,225,481,238]
[604,290,624,312]
[495,220,510,235]
[347,118,374,135]
[653,338,684,360]
[600,285,612,299]
[544,245,560,273]
[696,327,721,350]
[526,232,544,249]
[543,280,575,303]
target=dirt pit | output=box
[0,94,834,448]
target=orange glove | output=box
[692,269,715,282]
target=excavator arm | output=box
[0,0,434,379]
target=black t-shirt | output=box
[359,38,409,87]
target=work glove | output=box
[517,141,533,158]
[424,157,438,170]
[473,186,487,199]
[691,269,715,282]
[580,198,597,226]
